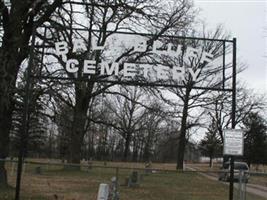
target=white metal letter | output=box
[153,40,164,55]
[83,60,96,74]
[156,65,169,80]
[188,68,201,81]
[134,39,147,52]
[92,38,105,51]
[66,59,79,73]
[200,51,213,63]
[55,41,68,62]
[140,64,152,78]
[186,47,198,59]
[123,63,136,78]
[172,66,185,82]
[100,62,119,76]
[73,39,87,53]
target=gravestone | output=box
[139,173,144,182]
[128,171,140,187]
[35,166,42,175]
[97,183,109,200]
[110,177,119,200]
[88,161,93,170]
[144,161,152,174]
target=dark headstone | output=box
[124,177,130,186]
[145,162,152,174]
[139,173,144,182]
[88,161,93,170]
[128,171,139,187]
[131,171,138,183]
[35,166,42,175]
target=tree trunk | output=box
[209,156,213,168]
[132,137,139,162]
[0,48,20,187]
[0,160,8,188]
[0,2,34,185]
[67,82,92,170]
[176,88,190,170]
[0,105,13,187]
[66,111,86,170]
[132,149,138,162]
[123,132,131,161]
[143,131,152,162]
[69,113,87,163]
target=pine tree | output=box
[199,119,222,167]
[10,69,48,158]
[243,112,267,166]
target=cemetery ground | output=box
[0,160,266,200]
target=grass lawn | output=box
[1,162,266,200]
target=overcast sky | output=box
[194,0,267,94]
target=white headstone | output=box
[97,183,109,200]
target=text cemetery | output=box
[55,39,214,82]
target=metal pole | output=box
[241,170,242,200]
[114,167,119,200]
[115,167,119,189]
[244,177,247,200]
[223,41,226,89]
[15,26,36,200]
[241,171,245,200]
[229,38,237,200]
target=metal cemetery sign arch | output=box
[28,0,235,92]
[34,28,234,92]
[15,1,237,200]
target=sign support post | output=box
[224,129,244,200]
[229,37,237,200]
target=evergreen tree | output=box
[10,68,48,158]
[199,119,222,167]
[243,112,267,166]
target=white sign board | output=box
[223,129,244,156]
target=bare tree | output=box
[105,86,147,161]
[151,25,233,169]
[140,102,165,162]
[205,87,266,144]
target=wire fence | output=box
[1,159,266,200]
